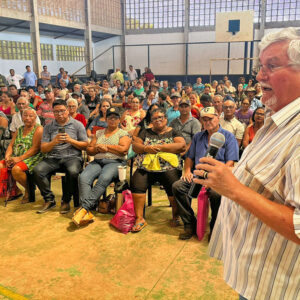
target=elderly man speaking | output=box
[194,28,300,300]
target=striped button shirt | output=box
[209,97,300,300]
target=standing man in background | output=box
[194,27,300,300]
[6,69,23,89]
[41,65,51,87]
[128,65,138,81]
[22,66,37,89]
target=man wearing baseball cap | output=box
[172,106,239,240]
[166,92,181,125]
[170,99,201,157]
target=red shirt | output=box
[74,113,87,128]
[144,72,154,81]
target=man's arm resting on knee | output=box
[181,157,193,182]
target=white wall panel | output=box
[229,42,246,74]
[188,43,228,75]
[125,45,148,72]
[125,32,184,44]
[94,36,121,74]
[150,44,185,75]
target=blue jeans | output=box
[79,159,125,211]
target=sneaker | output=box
[72,207,88,226]
[60,202,71,214]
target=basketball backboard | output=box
[215,11,254,42]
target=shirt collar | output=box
[202,125,223,136]
[269,97,300,128]
[178,115,193,124]
[53,117,73,127]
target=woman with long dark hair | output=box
[242,107,265,148]
[0,92,15,116]
[133,103,160,137]
[235,98,253,128]
[86,99,111,137]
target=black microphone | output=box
[188,132,225,198]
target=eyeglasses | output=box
[152,116,165,122]
[255,112,265,116]
[67,105,77,108]
[223,105,235,110]
[53,110,67,115]
[256,63,294,75]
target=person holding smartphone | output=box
[33,99,88,214]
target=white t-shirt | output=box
[128,69,138,81]
[10,112,41,132]
[6,74,23,89]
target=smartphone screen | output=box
[58,127,65,134]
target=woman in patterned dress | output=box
[130,108,186,232]
[0,108,44,203]
[72,107,132,226]
[120,97,146,136]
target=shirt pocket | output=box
[244,162,285,204]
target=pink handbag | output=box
[110,190,136,234]
[196,187,209,241]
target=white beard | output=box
[262,94,277,112]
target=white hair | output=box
[17,96,29,105]
[213,94,223,102]
[259,27,300,67]
[22,108,37,117]
[67,98,78,107]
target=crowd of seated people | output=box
[0,66,265,237]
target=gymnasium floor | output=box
[0,178,238,300]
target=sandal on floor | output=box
[131,221,147,233]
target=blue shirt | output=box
[187,126,239,170]
[142,98,158,111]
[166,107,180,125]
[193,83,205,94]
[88,116,107,130]
[250,97,263,111]
[23,71,37,87]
